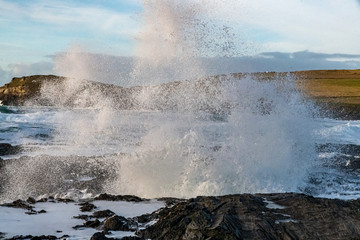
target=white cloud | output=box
[213,0,360,55]
[0,61,54,85]
[0,65,11,86]
[8,62,54,78]
[0,0,140,36]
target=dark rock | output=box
[56,198,74,203]
[0,143,21,156]
[95,193,144,202]
[38,209,47,214]
[316,143,360,170]
[121,237,144,240]
[25,210,38,215]
[74,214,90,220]
[31,236,58,240]
[136,213,156,224]
[103,215,137,231]
[139,193,360,240]
[5,235,58,240]
[79,202,96,212]
[156,197,185,207]
[85,219,101,228]
[2,199,33,210]
[93,209,116,218]
[27,197,36,204]
[73,218,100,229]
[90,232,113,240]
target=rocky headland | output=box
[1,69,360,119]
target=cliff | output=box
[0,75,66,106]
[1,70,360,119]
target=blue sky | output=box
[0,0,360,84]
[0,0,141,65]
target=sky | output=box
[0,0,360,85]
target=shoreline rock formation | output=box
[139,193,360,240]
[1,193,360,239]
[1,70,360,119]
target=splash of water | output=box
[105,74,317,198]
[0,0,319,200]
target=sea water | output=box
[1,95,360,201]
[1,0,359,201]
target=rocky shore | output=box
[1,140,360,239]
[2,193,360,239]
[1,70,360,239]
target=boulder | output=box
[94,193,145,202]
[103,215,136,231]
[0,143,21,156]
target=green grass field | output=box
[294,69,360,105]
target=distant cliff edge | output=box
[1,70,360,119]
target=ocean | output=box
[1,97,360,202]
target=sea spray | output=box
[106,74,317,198]
[0,0,319,200]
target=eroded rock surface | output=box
[139,193,360,240]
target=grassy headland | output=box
[294,69,360,105]
[1,69,360,119]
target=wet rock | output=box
[31,236,58,240]
[316,143,360,170]
[74,214,90,220]
[90,232,113,240]
[139,193,360,240]
[85,219,101,228]
[73,219,101,229]
[121,237,144,240]
[103,215,137,231]
[5,235,58,240]
[26,197,36,204]
[95,193,145,202]
[1,199,33,210]
[79,202,96,212]
[156,197,185,207]
[0,143,21,156]
[38,209,47,214]
[25,209,47,215]
[136,213,157,224]
[56,198,74,203]
[93,209,116,218]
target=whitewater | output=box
[1,0,359,202]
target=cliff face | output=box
[0,74,228,112]
[0,75,66,106]
[1,70,360,119]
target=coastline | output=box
[2,193,360,239]
[1,70,360,239]
[1,69,360,120]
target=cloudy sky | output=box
[0,0,360,85]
